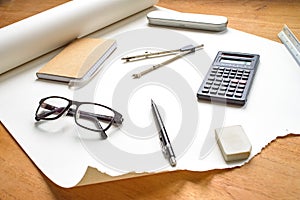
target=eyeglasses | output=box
[35,96,123,139]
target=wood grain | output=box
[1,0,300,199]
[0,0,69,28]
[158,0,300,42]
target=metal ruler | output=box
[278,24,300,66]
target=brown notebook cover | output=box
[36,38,116,82]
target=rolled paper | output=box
[0,0,158,74]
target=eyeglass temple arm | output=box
[67,109,108,139]
[85,115,108,139]
[35,103,65,120]
[66,108,121,124]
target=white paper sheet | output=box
[0,5,300,188]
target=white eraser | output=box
[215,125,252,162]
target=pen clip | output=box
[159,134,167,156]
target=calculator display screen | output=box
[220,58,251,66]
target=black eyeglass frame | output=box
[35,96,123,137]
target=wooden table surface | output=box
[1,0,300,199]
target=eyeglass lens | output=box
[75,103,115,132]
[36,97,69,120]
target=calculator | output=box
[197,51,260,105]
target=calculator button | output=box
[230,83,237,88]
[204,84,211,89]
[225,68,231,72]
[223,78,230,83]
[231,69,237,72]
[216,73,223,77]
[231,79,239,84]
[216,77,223,82]
[238,69,244,73]
[235,76,242,80]
[218,91,226,95]
[206,81,213,85]
[239,80,247,85]
[242,76,248,80]
[235,93,243,98]
[202,88,209,93]
[238,84,245,89]
[214,81,221,86]
[212,85,219,90]
[226,92,234,97]
[228,87,235,92]
[222,82,229,87]
[236,88,244,93]
[220,86,227,91]
[210,89,218,94]
[211,69,218,73]
[208,76,215,81]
